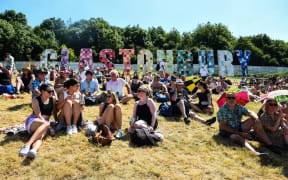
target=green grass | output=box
[0,78,288,179]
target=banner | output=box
[217,50,234,77]
[176,50,193,76]
[236,50,251,76]
[99,49,115,72]
[157,50,174,75]
[60,48,69,70]
[40,49,57,68]
[79,48,93,70]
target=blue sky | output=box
[1,0,288,42]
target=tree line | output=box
[0,10,288,66]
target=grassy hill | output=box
[0,78,287,179]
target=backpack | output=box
[156,63,160,71]
[92,124,113,146]
[0,85,15,94]
[158,102,173,117]
[130,128,159,146]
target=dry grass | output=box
[0,77,288,179]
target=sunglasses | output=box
[137,90,145,93]
[269,103,278,107]
[45,89,53,94]
[106,95,112,98]
[226,97,236,100]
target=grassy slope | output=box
[0,78,287,179]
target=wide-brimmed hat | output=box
[22,67,32,74]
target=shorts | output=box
[25,114,49,134]
[219,128,242,138]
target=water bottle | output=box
[81,94,85,105]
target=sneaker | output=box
[184,117,190,125]
[27,149,37,159]
[19,145,30,156]
[72,124,78,134]
[115,129,122,139]
[66,125,73,135]
[205,117,216,126]
[266,145,282,155]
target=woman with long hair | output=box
[190,82,214,114]
[97,91,123,139]
[19,84,57,158]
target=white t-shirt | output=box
[200,68,208,77]
[107,78,127,97]
[159,61,165,71]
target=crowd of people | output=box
[1,58,288,159]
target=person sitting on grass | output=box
[170,79,216,126]
[15,66,34,94]
[217,92,282,155]
[19,84,57,158]
[30,69,52,99]
[106,70,133,104]
[150,74,170,102]
[129,85,157,133]
[130,73,143,100]
[57,79,82,135]
[80,70,101,105]
[96,91,123,139]
[190,82,214,114]
[259,98,288,148]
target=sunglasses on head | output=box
[106,95,112,98]
[137,89,146,93]
[226,96,236,100]
[269,103,278,107]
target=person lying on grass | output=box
[57,79,82,135]
[19,84,57,158]
[170,79,216,126]
[129,85,157,133]
[217,92,282,155]
[96,91,123,139]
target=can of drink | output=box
[81,94,85,105]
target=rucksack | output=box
[158,102,173,116]
[130,128,159,146]
[0,85,15,94]
[92,124,113,146]
[156,63,160,71]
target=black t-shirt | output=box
[0,67,11,85]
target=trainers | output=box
[19,145,30,156]
[184,117,190,125]
[72,124,78,134]
[267,145,282,155]
[27,149,37,159]
[205,117,216,126]
[115,129,122,139]
[66,125,73,135]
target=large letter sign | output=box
[217,50,234,77]
[137,49,153,75]
[119,49,134,77]
[79,48,93,70]
[198,50,215,76]
[99,49,115,72]
[157,50,174,75]
[40,49,57,68]
[60,48,69,70]
[236,50,251,76]
[176,50,193,76]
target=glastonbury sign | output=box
[41,48,251,77]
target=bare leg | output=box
[113,104,122,129]
[16,77,24,93]
[25,119,50,147]
[120,94,133,104]
[63,100,73,126]
[230,134,260,155]
[189,112,206,124]
[72,102,81,125]
[190,103,204,113]
[177,100,187,118]
[100,104,115,126]
[31,139,43,151]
